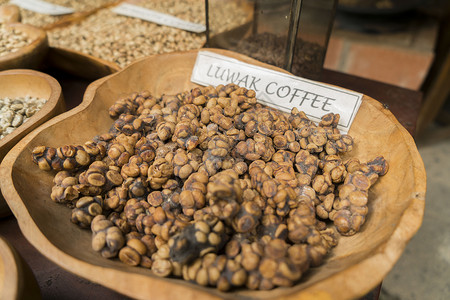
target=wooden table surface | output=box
[0,67,422,300]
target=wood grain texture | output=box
[0,49,426,300]
[0,236,41,299]
[0,23,48,71]
[0,69,65,217]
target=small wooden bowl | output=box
[0,49,426,299]
[0,69,65,217]
[0,22,48,71]
[0,236,41,299]
[0,4,21,24]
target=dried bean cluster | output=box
[0,96,47,139]
[31,83,388,291]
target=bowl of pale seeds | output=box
[0,19,48,71]
[0,69,65,217]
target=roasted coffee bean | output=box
[330,157,388,235]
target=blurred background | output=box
[326,0,450,138]
[326,1,450,299]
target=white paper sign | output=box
[112,3,206,33]
[191,51,363,133]
[11,0,74,15]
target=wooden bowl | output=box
[0,49,426,299]
[0,4,21,24]
[0,69,65,217]
[0,23,48,71]
[43,4,121,80]
[0,236,41,299]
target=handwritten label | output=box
[191,51,363,133]
[112,3,206,33]
[11,0,74,15]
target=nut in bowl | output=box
[0,22,48,71]
[0,69,65,217]
[0,49,425,299]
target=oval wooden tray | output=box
[0,236,41,299]
[0,23,48,71]
[0,49,426,299]
[0,69,65,218]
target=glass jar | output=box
[205,0,337,80]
